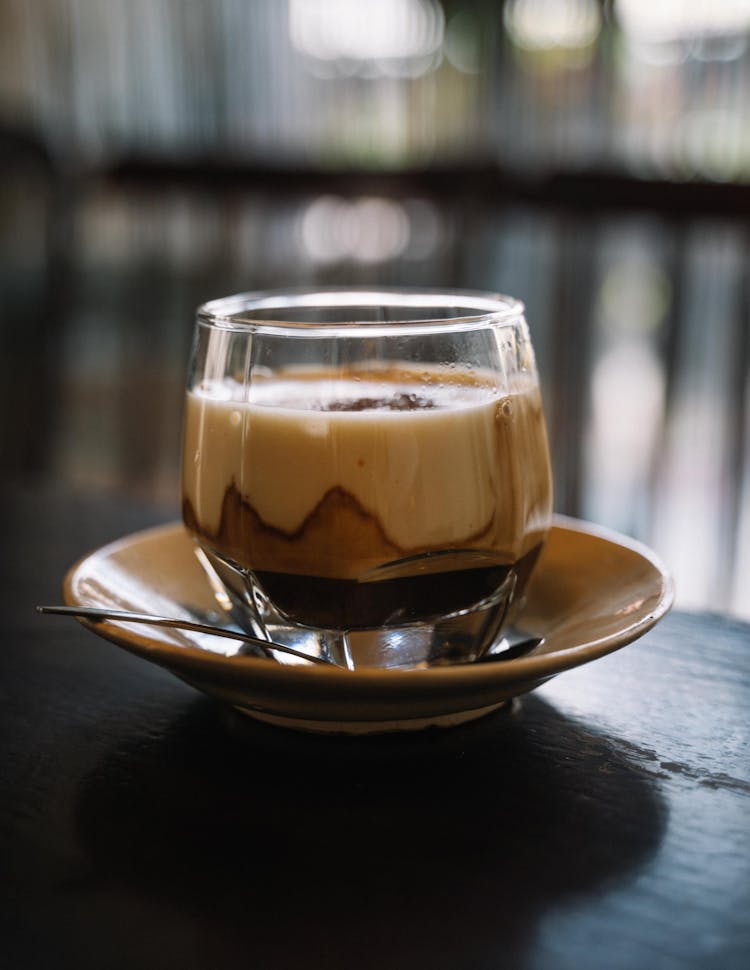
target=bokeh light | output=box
[289,0,444,78]
[504,0,602,52]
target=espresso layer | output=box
[252,558,529,629]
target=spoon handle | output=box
[36,605,332,667]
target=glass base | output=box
[198,547,516,670]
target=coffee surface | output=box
[182,366,552,588]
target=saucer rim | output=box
[62,515,674,689]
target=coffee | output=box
[182,365,552,629]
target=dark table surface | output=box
[1,483,749,970]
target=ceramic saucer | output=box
[63,515,673,734]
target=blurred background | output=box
[0,0,748,616]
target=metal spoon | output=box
[37,605,541,668]
[36,605,333,666]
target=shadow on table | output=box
[73,695,667,970]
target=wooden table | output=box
[1,485,749,970]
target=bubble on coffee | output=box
[182,365,552,629]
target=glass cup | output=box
[182,288,552,669]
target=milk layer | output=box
[182,366,552,579]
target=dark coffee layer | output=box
[252,544,541,629]
[254,565,511,629]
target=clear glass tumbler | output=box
[182,289,552,669]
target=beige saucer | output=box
[63,516,673,734]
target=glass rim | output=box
[196,287,525,336]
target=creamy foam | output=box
[182,366,552,582]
